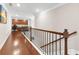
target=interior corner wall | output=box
[28,15,35,27]
[0,4,12,49]
[34,3,79,51]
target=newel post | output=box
[63,29,69,55]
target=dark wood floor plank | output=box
[0,31,39,55]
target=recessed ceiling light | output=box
[36,8,40,13]
[17,3,20,7]
[16,14,19,17]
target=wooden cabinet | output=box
[12,19,28,31]
[12,19,28,25]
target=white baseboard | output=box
[0,32,11,50]
[22,32,44,55]
[0,38,7,49]
[68,49,79,55]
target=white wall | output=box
[34,4,79,51]
[35,10,57,31]
[0,4,11,49]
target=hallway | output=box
[0,3,78,55]
[0,31,39,55]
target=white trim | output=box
[0,37,7,49]
[39,3,67,15]
[22,32,44,55]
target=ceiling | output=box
[5,3,63,19]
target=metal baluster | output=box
[59,35,61,55]
[30,27,32,41]
[42,31,44,54]
[55,34,57,55]
[52,33,54,55]
[49,33,51,55]
[47,33,49,55]
[43,32,45,54]
[44,32,46,55]
[47,32,48,55]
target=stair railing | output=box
[28,27,77,55]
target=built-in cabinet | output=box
[12,19,28,31]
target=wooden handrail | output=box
[69,31,77,36]
[40,31,77,48]
[30,27,77,55]
[40,36,64,48]
[32,28,63,35]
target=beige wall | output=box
[35,3,79,51]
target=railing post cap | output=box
[64,29,68,32]
[63,29,69,38]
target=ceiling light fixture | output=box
[17,3,20,7]
[36,8,40,13]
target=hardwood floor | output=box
[0,31,40,55]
